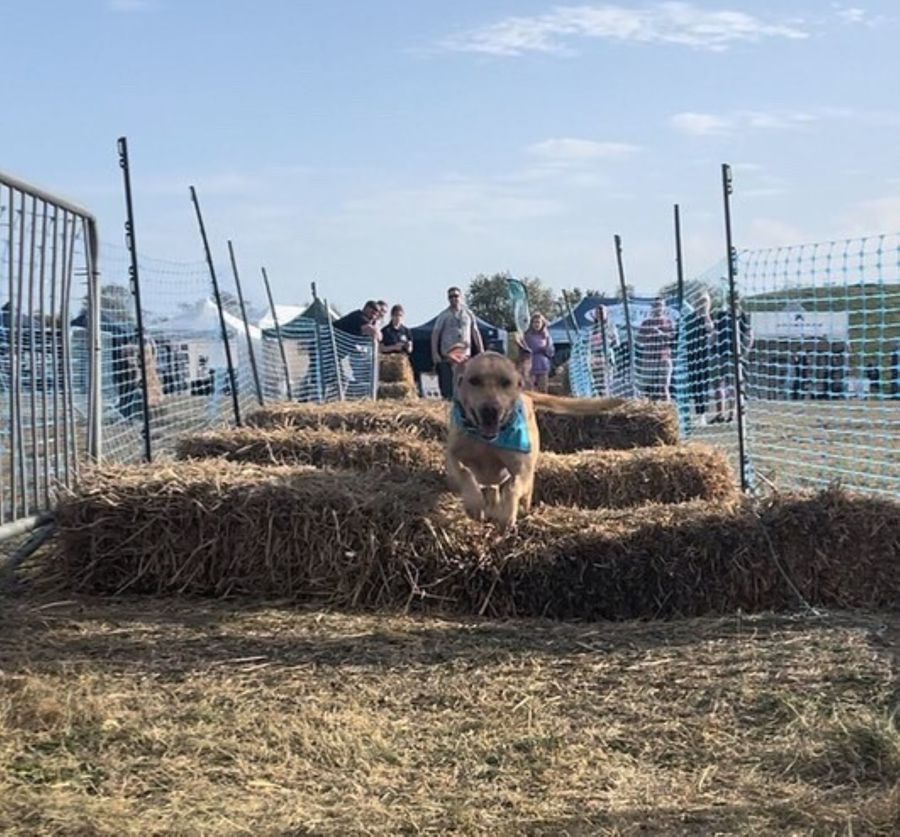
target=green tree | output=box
[558,286,607,308]
[466,272,556,330]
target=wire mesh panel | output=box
[91,244,245,463]
[0,172,98,527]
[737,236,899,497]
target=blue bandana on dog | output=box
[451,398,532,454]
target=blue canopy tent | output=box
[548,294,683,347]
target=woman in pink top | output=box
[522,313,555,392]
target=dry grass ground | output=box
[688,400,900,498]
[1,595,898,835]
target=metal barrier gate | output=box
[0,170,100,539]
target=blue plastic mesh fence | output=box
[735,236,899,497]
[262,319,377,404]
[670,264,745,473]
[569,299,678,400]
[668,239,899,497]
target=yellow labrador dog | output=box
[446,351,625,529]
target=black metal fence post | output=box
[226,240,264,406]
[722,163,752,492]
[260,267,292,400]
[674,204,685,313]
[614,234,637,397]
[189,186,242,426]
[117,137,153,463]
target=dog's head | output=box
[455,351,524,441]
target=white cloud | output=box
[829,4,885,26]
[440,3,809,56]
[839,196,900,236]
[108,0,155,11]
[742,187,789,198]
[526,138,641,162]
[670,112,733,136]
[834,6,867,24]
[671,109,818,136]
[746,217,811,248]
[672,106,900,139]
[339,176,565,233]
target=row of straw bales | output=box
[243,398,681,452]
[44,461,900,619]
[175,428,737,509]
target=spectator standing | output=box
[381,304,413,355]
[589,305,619,396]
[712,299,753,422]
[430,287,484,400]
[682,291,716,423]
[635,297,676,401]
[522,313,555,392]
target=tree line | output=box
[465,272,635,330]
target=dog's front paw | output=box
[462,495,486,521]
[486,505,518,531]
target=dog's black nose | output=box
[479,405,499,425]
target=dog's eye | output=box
[469,376,482,387]
[499,377,512,388]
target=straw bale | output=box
[176,428,443,472]
[46,464,899,620]
[245,400,448,440]
[534,445,736,507]
[378,353,415,386]
[245,398,677,452]
[177,429,735,507]
[377,382,418,400]
[480,488,900,619]
[536,399,679,451]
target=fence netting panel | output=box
[93,243,247,463]
[572,304,661,400]
[736,236,899,497]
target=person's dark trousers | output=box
[437,361,455,400]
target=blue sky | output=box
[3,1,898,322]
